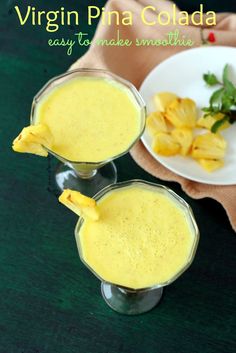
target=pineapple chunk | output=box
[153,92,178,112]
[197,158,224,172]
[165,98,197,128]
[197,113,230,131]
[59,189,99,221]
[12,124,53,157]
[191,132,226,160]
[152,132,180,156]
[171,128,193,156]
[146,111,168,137]
[197,115,217,130]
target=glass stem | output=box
[75,169,97,179]
[101,282,164,315]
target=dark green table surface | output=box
[1,1,236,352]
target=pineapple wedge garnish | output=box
[153,92,178,112]
[197,113,230,131]
[165,98,197,128]
[197,158,224,172]
[146,111,168,136]
[171,128,193,156]
[59,189,99,221]
[152,132,180,156]
[12,124,53,157]
[191,132,226,160]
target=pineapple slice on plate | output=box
[165,98,197,128]
[171,128,193,156]
[191,132,226,160]
[59,189,99,221]
[152,132,180,156]
[197,158,224,172]
[146,111,168,137]
[153,92,178,112]
[197,113,230,131]
[12,124,53,157]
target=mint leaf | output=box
[210,87,224,107]
[203,73,221,86]
[222,65,236,99]
[221,91,234,111]
[225,80,236,97]
[223,64,229,86]
[202,64,236,131]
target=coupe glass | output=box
[75,180,199,315]
[30,69,146,196]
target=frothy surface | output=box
[35,77,141,162]
[78,185,195,289]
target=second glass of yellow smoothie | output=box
[31,69,146,195]
[73,180,199,315]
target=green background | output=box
[0,1,236,352]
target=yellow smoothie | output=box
[77,184,196,289]
[35,77,142,162]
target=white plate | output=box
[140,46,236,185]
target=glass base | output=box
[101,282,163,315]
[55,161,117,196]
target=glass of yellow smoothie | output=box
[73,180,199,315]
[29,69,146,195]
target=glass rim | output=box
[30,68,146,166]
[75,179,200,293]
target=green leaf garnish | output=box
[210,87,224,107]
[202,64,236,131]
[222,64,229,86]
[203,73,221,86]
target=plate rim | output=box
[141,46,236,89]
